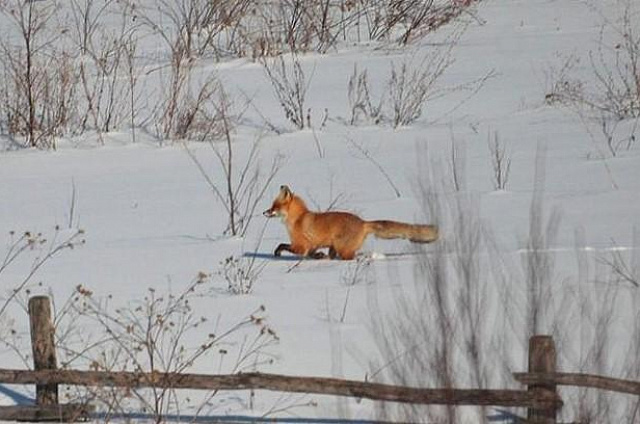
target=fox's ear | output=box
[280,185,292,198]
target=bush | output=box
[57,278,278,421]
[262,55,313,130]
[369,152,640,422]
[545,0,640,156]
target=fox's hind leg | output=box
[335,248,356,260]
[307,248,328,259]
[307,247,338,260]
[307,247,338,259]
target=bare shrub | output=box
[387,55,445,127]
[548,228,640,424]
[347,64,384,125]
[0,0,482,145]
[0,228,85,319]
[387,43,495,127]
[261,54,313,130]
[348,28,494,128]
[545,0,640,156]
[135,0,249,60]
[492,145,562,345]
[152,59,226,142]
[519,212,560,333]
[57,278,278,422]
[370,148,639,422]
[134,0,220,141]
[304,0,340,53]
[488,130,511,190]
[0,228,84,370]
[263,0,481,56]
[0,230,277,420]
[259,1,323,54]
[598,229,639,288]
[0,0,79,149]
[172,76,224,141]
[185,91,284,236]
[346,0,481,46]
[246,0,355,57]
[218,255,266,295]
[69,0,137,140]
[123,35,141,143]
[367,152,475,422]
[0,0,143,147]
[243,0,481,58]
[40,54,79,144]
[369,193,492,422]
[547,0,640,120]
[155,56,195,140]
[189,0,254,59]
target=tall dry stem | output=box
[261,54,313,130]
[185,89,284,237]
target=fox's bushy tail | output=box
[366,220,438,243]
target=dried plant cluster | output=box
[545,0,640,157]
[54,280,279,421]
[0,0,480,148]
[218,255,267,295]
[346,28,495,129]
[0,236,279,421]
[369,153,640,423]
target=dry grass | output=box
[0,0,481,147]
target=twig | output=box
[286,257,305,273]
[346,137,401,198]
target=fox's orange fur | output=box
[263,186,438,260]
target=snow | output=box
[0,0,639,422]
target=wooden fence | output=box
[0,296,637,423]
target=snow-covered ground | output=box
[1,0,639,422]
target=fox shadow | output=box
[242,251,302,261]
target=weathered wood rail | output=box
[514,372,640,396]
[0,368,560,408]
[0,296,637,423]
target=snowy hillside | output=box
[1,0,639,422]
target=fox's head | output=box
[263,185,294,218]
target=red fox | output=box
[263,185,438,260]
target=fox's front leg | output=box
[274,242,309,257]
[274,243,326,259]
[274,243,293,257]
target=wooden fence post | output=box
[527,335,557,424]
[28,296,58,406]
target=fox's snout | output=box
[264,185,292,219]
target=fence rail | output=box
[0,296,637,423]
[0,368,560,408]
[514,372,640,396]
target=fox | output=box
[263,185,438,260]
